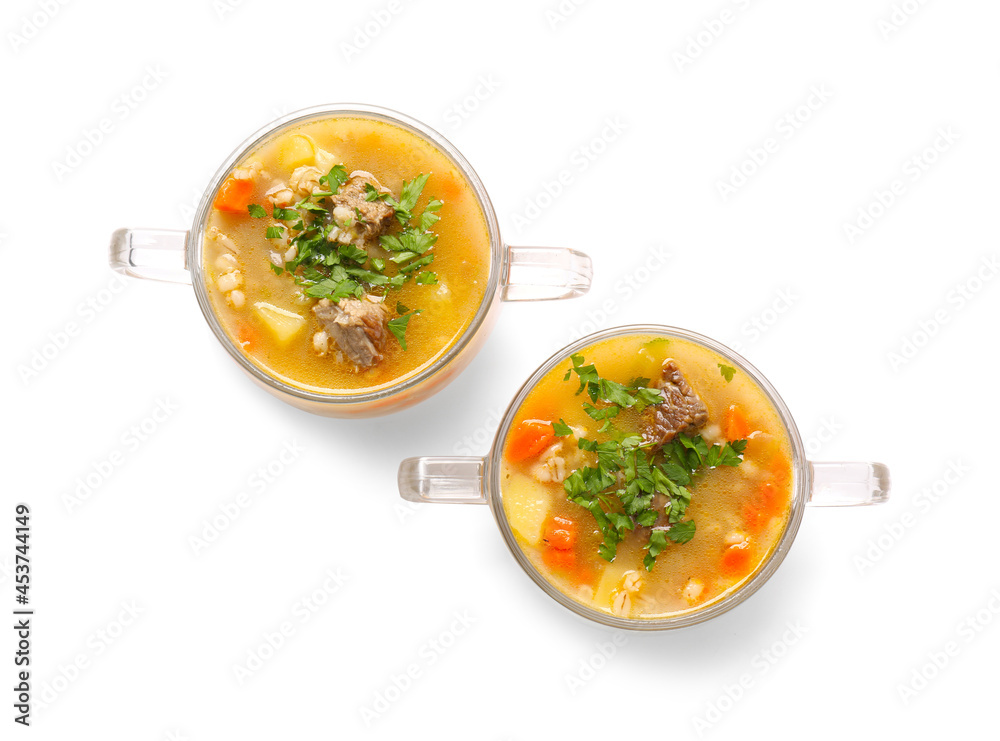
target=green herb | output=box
[559,356,747,571]
[718,364,736,383]
[553,419,574,436]
[388,308,421,350]
[256,168,445,351]
[318,165,348,191]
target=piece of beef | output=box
[330,172,395,244]
[312,297,389,369]
[640,359,709,446]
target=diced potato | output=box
[252,302,306,345]
[593,560,637,610]
[503,472,551,546]
[276,134,316,170]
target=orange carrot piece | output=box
[214,176,254,213]
[506,419,556,462]
[542,516,577,550]
[543,547,576,572]
[723,404,753,441]
[237,323,259,352]
[742,482,782,534]
[720,544,753,576]
[766,451,792,487]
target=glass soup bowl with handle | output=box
[109,103,592,418]
[398,324,890,630]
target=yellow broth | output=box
[202,116,491,394]
[500,333,794,620]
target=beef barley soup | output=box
[202,115,491,395]
[500,332,794,620]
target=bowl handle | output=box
[501,245,592,301]
[109,228,191,284]
[398,457,487,505]
[808,462,891,506]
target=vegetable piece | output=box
[504,473,551,546]
[720,544,753,576]
[236,323,260,352]
[742,481,782,534]
[718,364,736,382]
[214,176,254,213]
[765,450,791,486]
[252,302,306,345]
[542,547,577,573]
[723,405,753,441]
[542,516,577,550]
[276,134,316,170]
[506,420,556,462]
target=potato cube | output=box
[252,302,306,345]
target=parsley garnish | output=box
[558,356,747,571]
[388,304,421,350]
[718,364,736,382]
[258,166,444,350]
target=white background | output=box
[3,0,999,738]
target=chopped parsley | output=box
[249,167,442,349]
[556,355,747,571]
[718,364,736,382]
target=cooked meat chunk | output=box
[330,173,395,244]
[641,359,709,446]
[312,297,389,369]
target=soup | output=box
[202,115,491,395]
[500,333,793,620]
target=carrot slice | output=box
[236,323,259,352]
[720,544,753,576]
[506,419,556,462]
[542,516,577,550]
[723,404,753,441]
[742,482,782,534]
[214,176,254,213]
[542,547,576,572]
[766,450,792,487]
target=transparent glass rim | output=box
[188,103,503,405]
[485,324,809,630]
